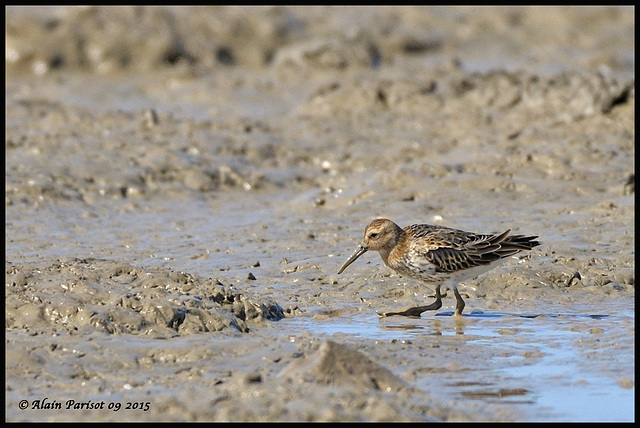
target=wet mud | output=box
[5,6,634,421]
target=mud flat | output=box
[6,6,634,421]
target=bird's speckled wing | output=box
[404,225,510,273]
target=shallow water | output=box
[290,301,635,422]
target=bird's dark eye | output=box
[369,232,379,239]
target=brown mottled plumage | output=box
[338,218,540,316]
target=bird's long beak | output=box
[337,244,368,274]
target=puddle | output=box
[289,303,635,422]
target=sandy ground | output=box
[5,6,635,422]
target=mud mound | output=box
[6,258,285,336]
[279,339,406,392]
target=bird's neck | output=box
[378,225,405,266]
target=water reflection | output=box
[376,310,609,337]
[379,312,469,336]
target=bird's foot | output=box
[377,287,442,317]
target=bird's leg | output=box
[421,284,442,311]
[453,286,465,316]
[376,285,442,317]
